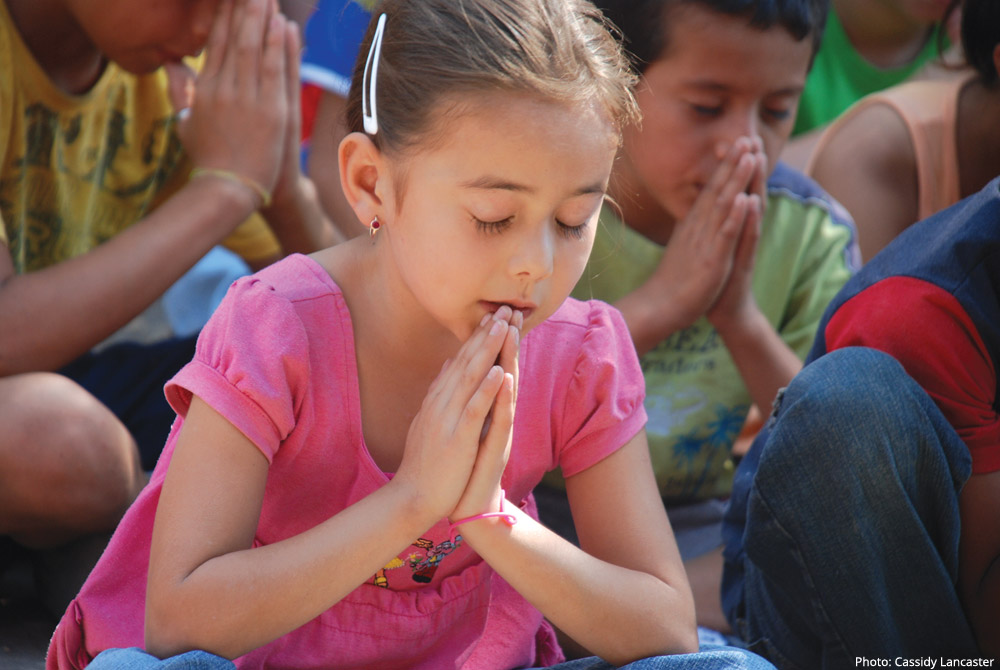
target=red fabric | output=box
[300,83,322,143]
[825,276,1000,474]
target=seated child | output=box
[721,171,1000,665]
[0,0,335,611]
[782,0,953,168]
[47,1,777,668]
[536,0,859,634]
[807,0,997,262]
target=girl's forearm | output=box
[456,508,699,665]
[145,478,437,660]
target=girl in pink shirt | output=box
[48,1,775,668]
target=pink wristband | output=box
[448,490,517,543]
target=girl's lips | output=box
[480,300,535,320]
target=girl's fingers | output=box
[455,366,506,446]
[498,312,521,407]
[432,307,512,406]
[472,371,516,483]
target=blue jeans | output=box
[89,646,773,669]
[721,347,979,668]
[88,648,235,669]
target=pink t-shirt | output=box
[47,254,647,670]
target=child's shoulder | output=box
[766,161,857,231]
[530,297,635,363]
[238,253,343,304]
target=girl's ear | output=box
[339,132,387,226]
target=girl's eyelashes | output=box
[473,216,589,239]
[474,216,514,235]
[557,219,588,240]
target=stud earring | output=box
[369,216,381,238]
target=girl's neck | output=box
[6,0,107,95]
[327,238,461,377]
[957,78,1000,200]
[609,153,677,247]
[833,0,936,69]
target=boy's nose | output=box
[720,109,758,148]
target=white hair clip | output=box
[362,13,387,136]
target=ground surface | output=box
[0,557,55,670]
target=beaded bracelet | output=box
[448,491,518,543]
[190,167,272,209]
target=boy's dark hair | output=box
[960,0,1000,86]
[595,0,829,74]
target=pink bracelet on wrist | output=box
[448,490,517,543]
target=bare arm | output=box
[0,179,256,374]
[959,470,1000,657]
[0,0,324,373]
[307,92,363,240]
[459,432,698,665]
[256,23,344,259]
[808,103,918,264]
[780,126,824,172]
[145,309,516,659]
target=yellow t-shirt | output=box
[0,0,278,274]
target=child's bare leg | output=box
[0,373,146,549]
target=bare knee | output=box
[0,373,146,547]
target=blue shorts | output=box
[59,337,197,471]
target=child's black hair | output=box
[595,0,829,74]
[960,0,1000,86]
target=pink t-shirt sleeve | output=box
[165,275,311,463]
[554,301,648,478]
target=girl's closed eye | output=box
[474,215,514,235]
[473,215,590,239]
[556,218,588,240]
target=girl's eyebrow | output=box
[461,175,606,196]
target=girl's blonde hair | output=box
[344,0,639,155]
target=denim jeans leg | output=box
[731,348,978,668]
[540,646,775,669]
[87,647,236,669]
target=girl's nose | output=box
[509,224,554,281]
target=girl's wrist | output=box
[448,491,517,542]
